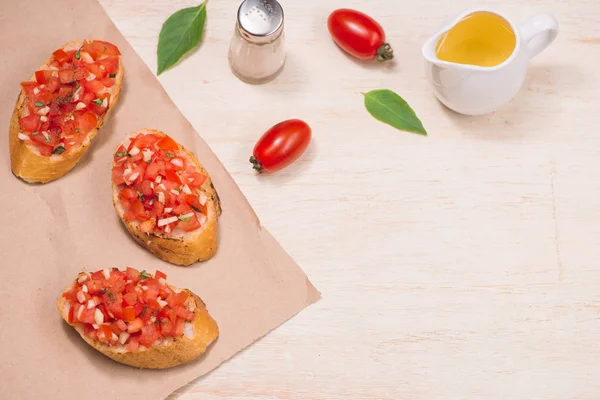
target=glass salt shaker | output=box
[228,0,285,84]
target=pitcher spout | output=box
[422,33,444,66]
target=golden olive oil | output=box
[435,11,516,67]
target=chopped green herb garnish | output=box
[35,101,44,107]
[92,98,102,105]
[140,270,150,280]
[75,49,81,59]
[103,46,107,51]
[75,81,80,89]
[190,204,203,213]
[32,131,39,136]
[138,193,145,202]
[178,215,191,222]
[109,73,116,78]
[108,292,114,299]
[98,288,109,295]
[52,146,66,155]
[150,199,155,205]
[75,128,80,133]
[166,153,174,158]
[141,306,147,317]
[115,151,127,157]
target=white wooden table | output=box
[99,0,600,398]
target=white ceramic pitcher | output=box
[422,9,559,116]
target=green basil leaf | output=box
[92,98,102,105]
[52,146,66,155]
[157,2,207,75]
[363,89,427,135]
[35,101,44,107]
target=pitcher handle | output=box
[519,13,559,58]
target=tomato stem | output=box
[376,43,394,62]
[249,156,263,173]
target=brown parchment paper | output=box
[0,0,320,398]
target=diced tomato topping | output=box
[126,335,140,352]
[172,319,186,336]
[178,214,202,232]
[119,187,137,200]
[166,291,190,308]
[86,279,105,294]
[58,68,77,84]
[97,56,120,75]
[20,40,120,157]
[164,169,181,185]
[127,318,144,333]
[147,298,161,310]
[130,198,148,220]
[75,111,97,135]
[113,132,208,234]
[123,291,138,307]
[112,164,126,186]
[57,86,74,101]
[84,62,107,79]
[83,40,121,59]
[82,79,105,94]
[45,77,61,93]
[156,136,179,151]
[101,77,115,88]
[155,270,167,281]
[84,324,98,341]
[184,194,207,214]
[62,286,78,302]
[122,306,136,321]
[125,267,140,282]
[67,304,76,324]
[139,219,156,233]
[97,325,113,343]
[35,70,54,84]
[18,114,40,133]
[110,321,126,335]
[139,324,160,347]
[52,49,70,63]
[79,308,97,324]
[160,318,173,336]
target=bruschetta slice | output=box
[9,39,123,183]
[112,129,221,266]
[58,267,219,369]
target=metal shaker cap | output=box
[237,0,284,41]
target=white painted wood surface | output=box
[98,0,600,398]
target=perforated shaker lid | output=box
[237,0,284,40]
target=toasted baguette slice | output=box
[9,39,124,183]
[57,270,219,369]
[112,129,221,266]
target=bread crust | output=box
[112,129,221,266]
[57,279,219,369]
[9,40,124,183]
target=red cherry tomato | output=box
[327,9,393,62]
[250,119,311,173]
